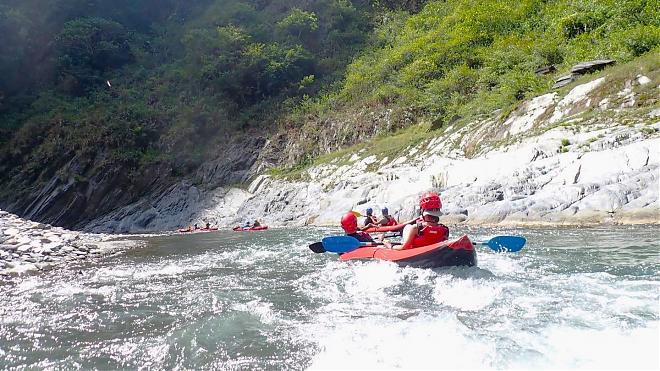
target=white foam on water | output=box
[13,276,43,294]
[610,295,653,315]
[478,251,526,277]
[433,276,503,311]
[295,233,660,369]
[49,282,116,298]
[93,250,232,281]
[342,262,403,297]
[308,313,494,369]
[508,321,660,369]
[113,264,186,279]
[232,299,276,325]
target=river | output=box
[0,226,658,369]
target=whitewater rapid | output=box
[0,226,657,369]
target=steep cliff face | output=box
[7,59,656,233]
[85,63,659,232]
[0,133,267,231]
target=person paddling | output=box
[343,212,375,242]
[378,207,398,226]
[389,192,448,250]
[361,207,379,230]
[342,212,392,248]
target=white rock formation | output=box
[0,210,133,276]
[86,74,660,231]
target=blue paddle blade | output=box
[482,235,526,252]
[321,236,363,253]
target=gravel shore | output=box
[0,209,139,277]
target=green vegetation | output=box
[309,0,659,131]
[268,122,433,179]
[0,0,658,217]
[0,0,376,204]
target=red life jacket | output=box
[409,223,449,249]
[385,216,397,226]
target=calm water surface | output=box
[1,226,658,369]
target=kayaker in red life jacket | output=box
[390,192,449,250]
[377,207,398,226]
[342,212,392,248]
[361,207,379,230]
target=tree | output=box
[277,8,319,40]
[55,17,133,94]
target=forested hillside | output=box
[0,0,380,227]
[0,0,658,228]
[275,0,659,167]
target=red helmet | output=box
[419,191,441,210]
[341,212,358,233]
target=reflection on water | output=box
[0,225,658,369]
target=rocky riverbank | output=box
[0,210,137,277]
[83,67,659,233]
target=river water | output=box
[0,226,658,369]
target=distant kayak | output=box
[339,235,476,269]
[177,228,218,234]
[233,226,269,231]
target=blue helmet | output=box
[382,207,388,215]
[366,207,373,215]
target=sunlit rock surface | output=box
[0,210,132,276]
[87,75,660,232]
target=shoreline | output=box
[0,209,142,278]
[2,207,657,279]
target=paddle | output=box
[477,235,526,252]
[308,241,326,253]
[351,210,363,217]
[310,235,526,254]
[321,236,383,253]
[308,234,396,253]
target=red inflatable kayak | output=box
[364,221,413,233]
[340,235,476,269]
[177,227,218,234]
[232,226,269,231]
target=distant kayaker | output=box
[378,207,398,226]
[205,222,210,229]
[389,192,448,250]
[342,212,392,247]
[193,223,199,230]
[361,208,378,230]
[253,220,261,227]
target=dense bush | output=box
[0,0,658,192]
[327,0,660,128]
[56,17,134,95]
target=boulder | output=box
[535,65,556,76]
[570,59,616,74]
[553,60,616,89]
[3,227,20,236]
[553,74,577,89]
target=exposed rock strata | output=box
[86,73,660,232]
